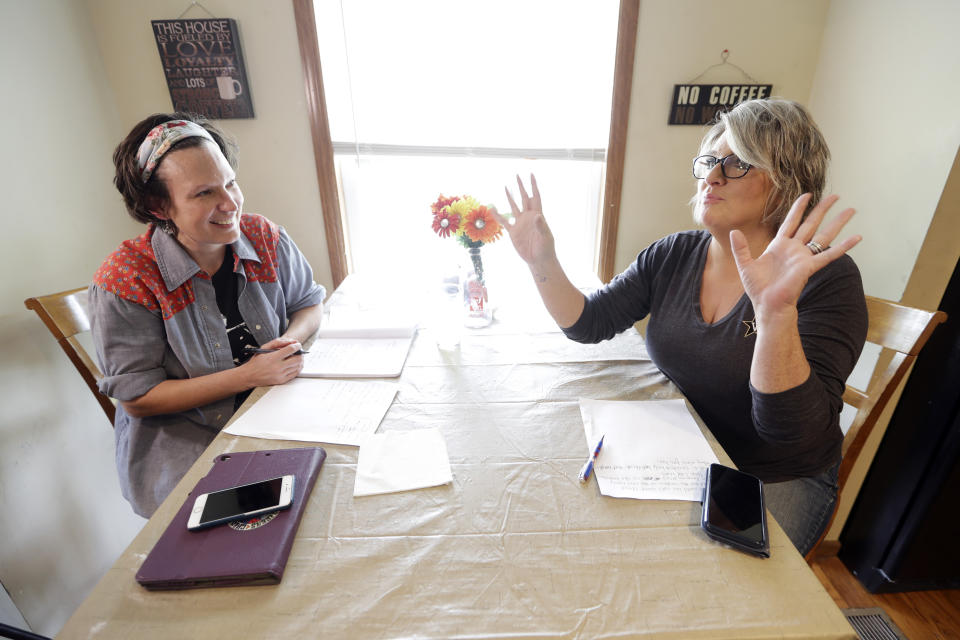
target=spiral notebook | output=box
[136,447,326,590]
[298,326,417,378]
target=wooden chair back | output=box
[805,295,947,561]
[24,287,116,424]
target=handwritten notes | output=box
[578,398,720,501]
[299,326,417,378]
[224,378,397,445]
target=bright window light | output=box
[314,0,619,280]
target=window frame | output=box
[292,0,638,288]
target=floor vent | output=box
[842,607,908,640]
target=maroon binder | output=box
[136,447,326,590]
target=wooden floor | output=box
[810,553,960,640]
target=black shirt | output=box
[563,230,867,482]
[211,246,259,408]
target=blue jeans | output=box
[763,461,840,556]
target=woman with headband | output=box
[89,113,325,517]
[497,99,868,555]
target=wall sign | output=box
[151,18,254,119]
[668,84,772,125]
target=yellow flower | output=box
[446,196,480,235]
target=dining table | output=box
[58,268,857,639]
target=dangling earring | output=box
[156,218,176,235]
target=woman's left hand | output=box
[730,194,861,318]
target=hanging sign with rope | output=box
[669,50,771,125]
[669,84,772,125]
[151,10,254,119]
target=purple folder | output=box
[136,447,326,590]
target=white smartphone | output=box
[187,475,295,531]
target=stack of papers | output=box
[224,379,397,446]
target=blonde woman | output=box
[497,99,867,555]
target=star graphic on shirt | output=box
[742,317,757,337]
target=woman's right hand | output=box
[494,174,558,269]
[240,338,304,388]
[494,173,585,328]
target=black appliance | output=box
[839,257,960,593]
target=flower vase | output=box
[462,246,493,328]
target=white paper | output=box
[224,378,397,445]
[354,428,453,497]
[578,398,720,501]
[300,326,417,378]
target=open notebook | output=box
[299,326,417,378]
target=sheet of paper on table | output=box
[224,378,397,446]
[354,428,453,497]
[299,326,417,378]
[578,398,720,501]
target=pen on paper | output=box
[244,346,309,356]
[578,434,605,483]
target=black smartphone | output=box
[187,475,295,531]
[700,463,770,558]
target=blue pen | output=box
[578,434,605,483]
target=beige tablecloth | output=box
[59,275,855,639]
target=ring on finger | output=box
[806,240,825,255]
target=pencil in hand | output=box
[243,345,309,356]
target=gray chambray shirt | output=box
[89,214,325,517]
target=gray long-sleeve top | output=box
[563,230,867,482]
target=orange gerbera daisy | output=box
[463,205,502,243]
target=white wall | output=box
[0,0,145,636]
[84,0,335,293]
[0,583,28,632]
[616,0,959,295]
[807,0,960,538]
[808,0,960,300]
[617,0,830,272]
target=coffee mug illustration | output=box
[216,77,243,100]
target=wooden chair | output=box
[24,287,116,424]
[805,295,947,562]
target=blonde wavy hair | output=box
[693,98,830,230]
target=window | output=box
[294,0,638,287]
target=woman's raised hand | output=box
[730,194,861,317]
[493,174,558,268]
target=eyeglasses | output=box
[692,154,753,179]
